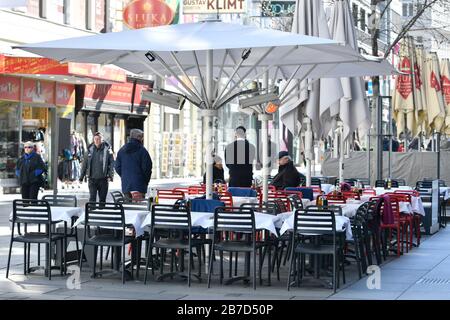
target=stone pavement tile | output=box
[402,282,450,292]
[340,279,412,292]
[370,269,427,284]
[397,290,450,300]
[329,289,402,300]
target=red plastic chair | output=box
[188,185,206,195]
[219,191,234,207]
[342,191,360,200]
[157,189,185,203]
[265,191,291,211]
[379,197,407,257]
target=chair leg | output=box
[99,246,103,271]
[187,248,192,287]
[47,243,51,280]
[287,249,295,291]
[144,242,152,284]
[6,239,14,279]
[79,242,86,273]
[23,243,27,275]
[253,249,256,290]
[228,251,232,278]
[219,251,223,285]
[207,247,214,288]
[60,239,64,275]
[27,243,31,273]
[92,246,97,279]
[122,245,126,284]
[333,253,337,293]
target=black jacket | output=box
[203,166,225,184]
[115,138,152,193]
[225,139,256,187]
[16,152,47,185]
[271,161,304,189]
[80,142,114,180]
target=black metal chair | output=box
[287,208,340,292]
[144,204,205,286]
[41,195,79,264]
[80,202,136,284]
[110,191,128,203]
[375,180,385,188]
[288,194,304,210]
[7,199,67,280]
[311,178,322,189]
[207,207,265,290]
[393,179,406,186]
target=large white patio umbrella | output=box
[16,20,387,199]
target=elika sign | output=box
[123,0,176,29]
[183,0,247,14]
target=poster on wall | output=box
[22,79,55,105]
[123,0,180,29]
[0,76,20,102]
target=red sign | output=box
[1,56,67,75]
[430,71,441,92]
[22,79,55,104]
[441,75,450,105]
[123,0,175,29]
[85,82,151,106]
[414,63,422,89]
[56,83,75,106]
[396,57,413,100]
[68,63,126,82]
[0,75,20,101]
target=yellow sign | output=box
[183,0,247,14]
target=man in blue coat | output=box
[115,129,152,200]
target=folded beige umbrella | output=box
[393,38,416,137]
[440,58,450,134]
[413,45,427,131]
[424,52,446,135]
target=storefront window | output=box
[22,105,50,163]
[0,101,20,180]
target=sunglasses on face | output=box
[24,146,34,149]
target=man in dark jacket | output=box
[271,151,305,190]
[16,141,47,199]
[203,156,225,184]
[115,128,152,200]
[224,126,256,187]
[79,132,114,203]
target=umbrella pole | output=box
[205,50,214,200]
[52,108,59,196]
[388,97,392,179]
[259,114,273,202]
[304,118,312,186]
[338,121,344,184]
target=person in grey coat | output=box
[79,132,114,203]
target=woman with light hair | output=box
[15,141,47,199]
[203,155,225,184]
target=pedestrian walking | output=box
[15,141,47,199]
[224,126,256,187]
[115,128,152,201]
[79,132,114,203]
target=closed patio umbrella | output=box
[439,58,450,134]
[424,52,446,135]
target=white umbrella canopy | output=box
[329,0,370,141]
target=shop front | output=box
[0,54,128,192]
[75,77,153,155]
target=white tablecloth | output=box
[278,211,353,240]
[232,196,258,207]
[374,186,412,195]
[440,187,450,200]
[321,184,335,194]
[307,201,361,218]
[140,211,213,230]
[9,206,82,224]
[73,209,150,237]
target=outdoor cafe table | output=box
[361,192,426,216]
[73,209,149,237]
[9,206,83,224]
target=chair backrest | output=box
[241,202,278,215]
[310,178,322,188]
[219,191,234,207]
[157,189,185,200]
[306,204,342,216]
[375,180,385,188]
[266,191,291,211]
[357,178,370,188]
[362,188,376,196]
[213,207,255,234]
[325,193,346,201]
[188,185,206,195]
[122,198,151,211]
[85,202,125,229]
[12,199,51,225]
[285,187,313,200]
[227,187,257,197]
[393,179,406,186]
[287,194,303,210]
[293,208,336,237]
[394,190,419,197]
[151,204,191,232]
[386,193,411,204]
[190,199,224,213]
[110,191,127,203]
[42,195,77,207]
[342,191,360,200]
[173,187,189,194]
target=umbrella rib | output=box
[149,51,203,105]
[278,65,303,98]
[170,51,203,100]
[279,64,318,101]
[212,49,230,97]
[131,52,201,105]
[280,77,321,104]
[213,46,277,109]
[192,51,209,106]
[214,48,253,108]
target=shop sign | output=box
[183,0,246,14]
[22,79,55,104]
[396,57,412,100]
[56,83,75,107]
[123,0,177,29]
[68,63,126,82]
[0,75,20,102]
[261,1,295,17]
[1,56,66,75]
[85,82,151,106]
